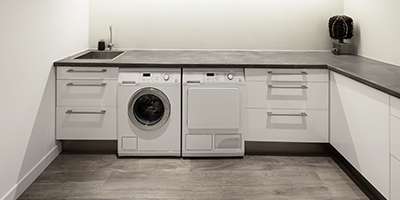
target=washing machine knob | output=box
[227,73,234,80]
[163,74,170,81]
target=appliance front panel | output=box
[187,87,240,130]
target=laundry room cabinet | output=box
[390,96,400,160]
[330,71,390,199]
[56,67,118,140]
[244,68,329,142]
[391,156,400,200]
[390,96,400,200]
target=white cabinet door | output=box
[391,156,400,200]
[390,96,400,117]
[245,69,329,82]
[246,108,328,142]
[57,79,117,107]
[391,115,400,160]
[56,107,117,140]
[57,67,118,79]
[330,71,390,198]
[391,96,400,160]
[245,82,328,109]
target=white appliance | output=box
[118,68,181,156]
[182,68,245,157]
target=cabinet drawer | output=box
[245,109,328,142]
[391,115,400,159]
[245,68,328,82]
[391,96,400,118]
[246,82,328,109]
[391,156,400,200]
[57,67,118,79]
[56,107,117,140]
[57,79,117,107]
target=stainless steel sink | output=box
[73,51,125,60]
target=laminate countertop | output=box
[54,50,400,99]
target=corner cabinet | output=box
[244,68,329,142]
[56,67,118,140]
[330,71,390,198]
[390,96,400,200]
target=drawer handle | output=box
[187,80,201,84]
[267,112,308,117]
[66,110,106,114]
[66,83,107,86]
[268,71,308,75]
[122,81,136,85]
[66,69,107,73]
[268,85,308,89]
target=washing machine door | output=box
[128,87,170,130]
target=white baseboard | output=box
[1,142,62,200]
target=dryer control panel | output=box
[183,68,244,85]
[204,72,243,83]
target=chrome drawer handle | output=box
[122,81,136,84]
[268,85,308,89]
[65,110,106,114]
[187,80,201,84]
[66,83,107,86]
[267,112,308,117]
[66,69,107,73]
[268,71,308,75]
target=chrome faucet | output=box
[107,24,114,50]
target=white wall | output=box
[89,0,343,50]
[344,0,400,66]
[0,1,89,199]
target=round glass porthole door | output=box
[128,87,170,130]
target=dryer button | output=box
[227,73,234,80]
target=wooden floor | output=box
[18,154,369,200]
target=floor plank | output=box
[18,155,369,200]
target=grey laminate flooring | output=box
[18,154,369,200]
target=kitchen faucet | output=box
[107,24,114,50]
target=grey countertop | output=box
[54,50,400,99]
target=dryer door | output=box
[187,87,240,130]
[128,87,170,130]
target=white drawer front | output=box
[246,82,328,109]
[391,115,400,160]
[391,156,400,200]
[56,107,117,140]
[245,68,329,82]
[57,79,117,107]
[391,96,400,118]
[57,67,118,79]
[245,109,328,142]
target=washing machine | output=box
[182,68,245,157]
[118,68,181,156]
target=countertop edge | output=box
[327,66,400,98]
[53,62,328,69]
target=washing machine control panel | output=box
[140,72,180,83]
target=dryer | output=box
[118,68,181,156]
[182,68,245,157]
